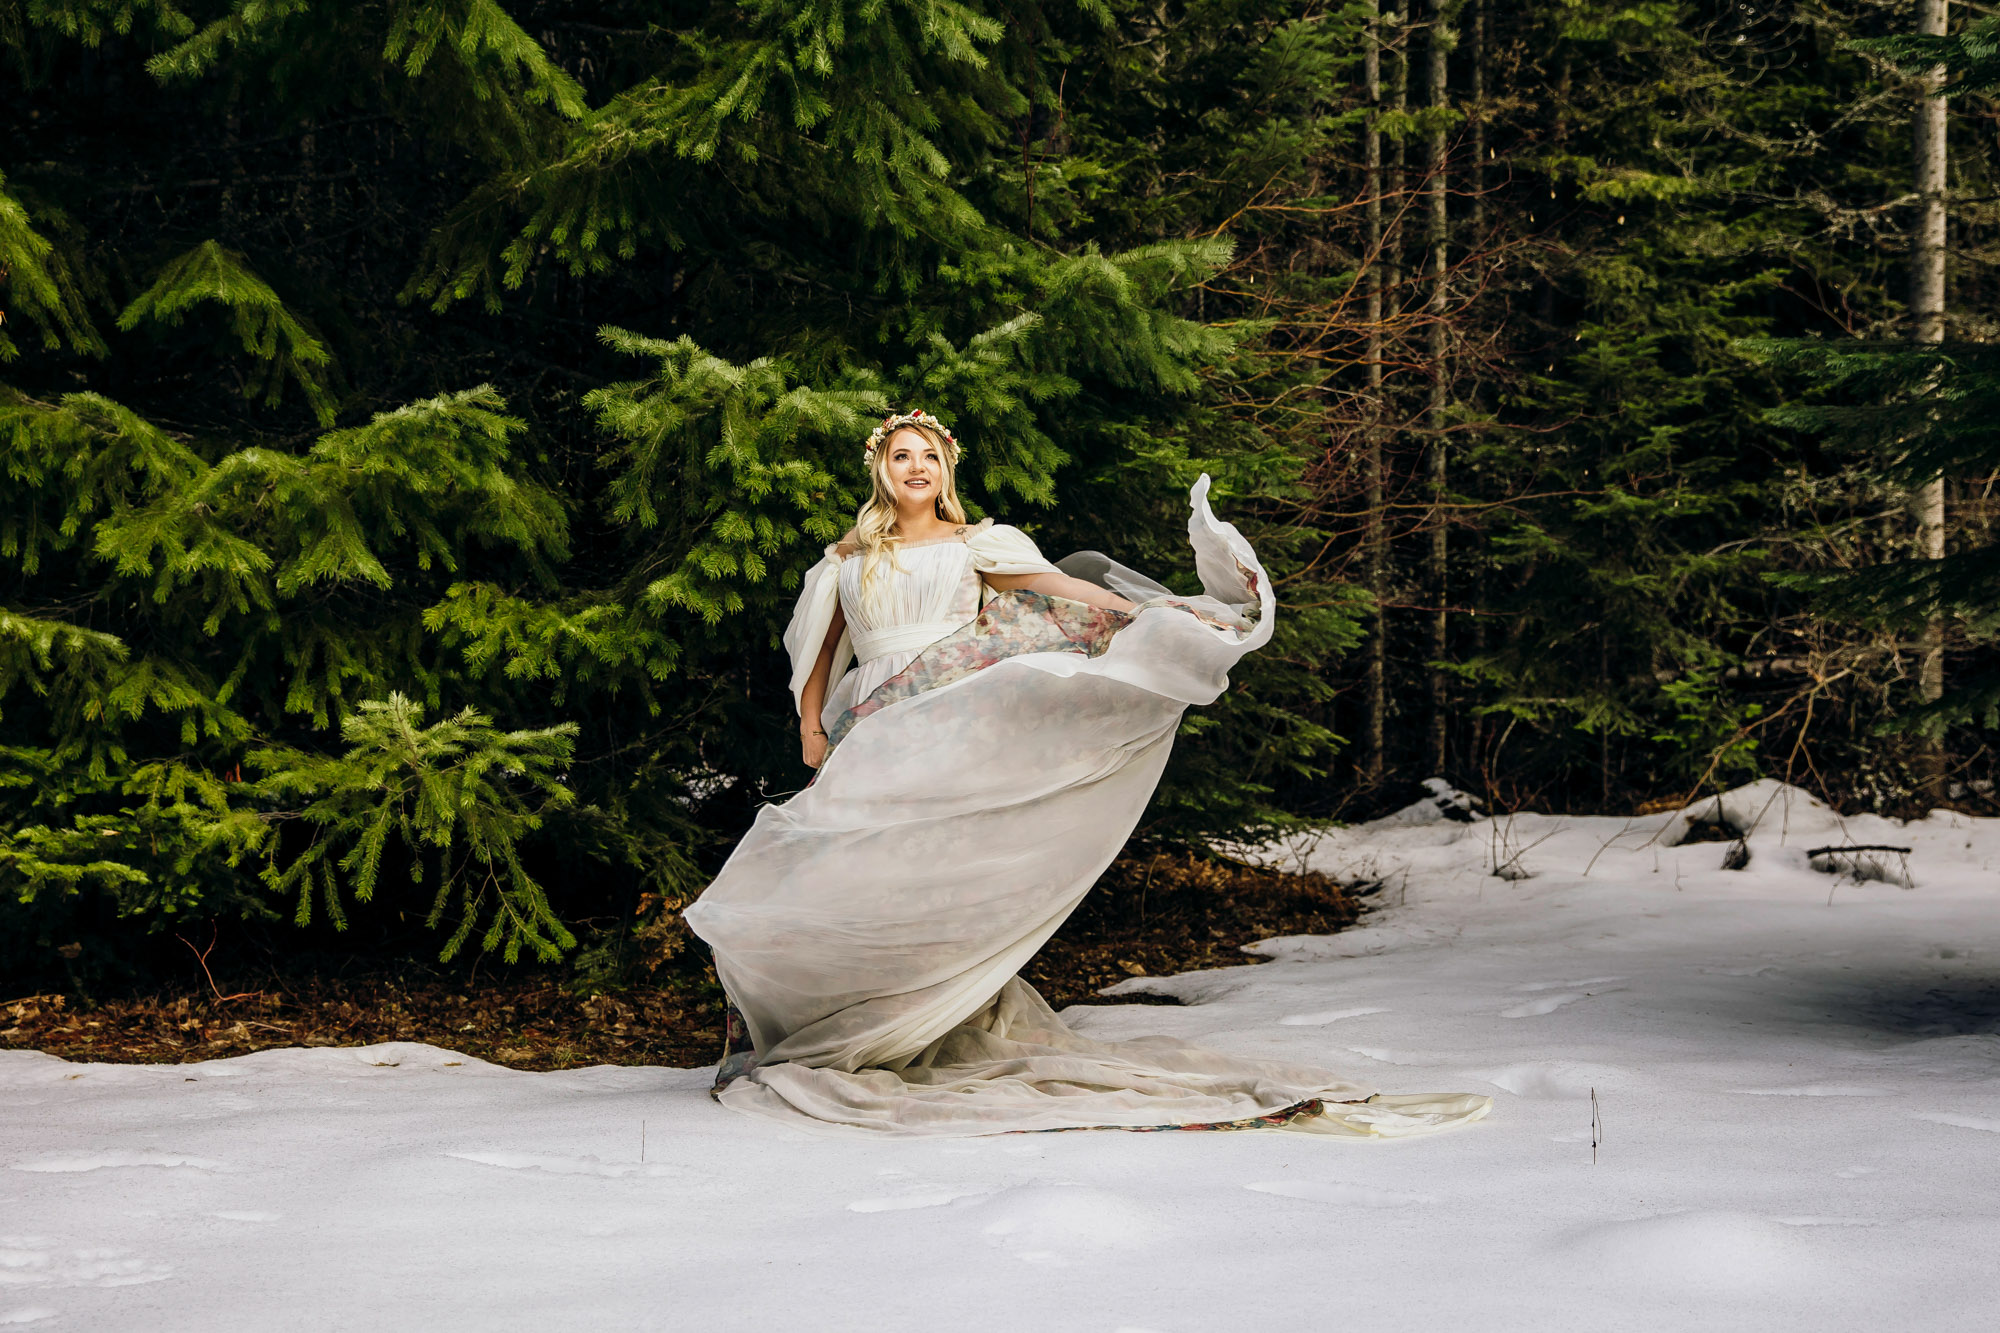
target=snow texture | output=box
[5,779,1998,1330]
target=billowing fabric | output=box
[684,477,1492,1138]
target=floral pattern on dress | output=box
[1005,1096,1337,1134]
[827,590,1129,749]
[826,588,1257,751]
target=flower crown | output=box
[864,409,961,465]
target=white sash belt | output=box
[849,619,966,665]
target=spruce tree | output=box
[1748,13,2000,755]
[1,1,1337,982]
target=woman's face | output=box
[882,429,945,513]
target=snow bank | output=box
[5,782,1998,1330]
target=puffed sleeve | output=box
[782,547,853,717]
[965,522,1062,577]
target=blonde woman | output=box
[682,411,1490,1139]
[794,414,1135,769]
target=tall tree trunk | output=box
[1387,7,1406,310]
[1363,2,1388,784]
[1468,0,1485,238]
[1424,1,1452,776]
[1460,0,1487,773]
[1913,0,1949,804]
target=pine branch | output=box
[382,0,585,118]
[0,171,104,360]
[117,240,337,425]
[409,0,1014,308]
[587,329,877,623]
[143,0,311,79]
[1851,19,2000,99]
[250,692,580,962]
[21,0,194,48]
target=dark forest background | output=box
[5,0,1999,993]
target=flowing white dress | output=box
[682,478,1492,1137]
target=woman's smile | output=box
[884,434,944,511]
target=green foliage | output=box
[1852,16,2000,97]
[1746,336,2000,733]
[410,0,1016,308]
[1392,0,1959,806]
[3,0,1308,979]
[139,0,314,79]
[2,757,266,914]
[420,584,679,703]
[0,368,573,965]
[0,745,275,984]
[381,0,587,117]
[252,693,579,962]
[11,0,1997,986]
[20,0,192,48]
[1649,671,1764,786]
[119,240,336,424]
[585,330,873,622]
[1737,12,2000,741]
[0,170,102,360]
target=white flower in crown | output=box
[864,409,961,465]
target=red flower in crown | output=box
[864,409,961,465]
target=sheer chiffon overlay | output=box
[682,478,1492,1137]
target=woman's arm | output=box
[983,571,1136,612]
[797,601,846,769]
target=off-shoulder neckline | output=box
[890,517,996,550]
[888,510,996,548]
[831,517,996,559]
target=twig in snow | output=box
[1582,820,1639,878]
[1591,1087,1601,1165]
[1811,845,1915,903]
[1490,815,1564,881]
[1282,831,1324,877]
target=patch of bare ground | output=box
[1022,852,1360,1008]
[3,854,1359,1069]
[1,980,724,1072]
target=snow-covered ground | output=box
[5,780,1998,1331]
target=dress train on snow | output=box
[682,478,1492,1137]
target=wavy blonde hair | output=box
[853,422,968,608]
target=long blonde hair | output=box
[854,422,968,607]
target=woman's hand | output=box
[796,604,844,771]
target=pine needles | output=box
[253,693,580,963]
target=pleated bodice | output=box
[832,540,986,713]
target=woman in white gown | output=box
[682,412,1490,1137]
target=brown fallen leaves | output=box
[2,982,724,1072]
[1022,853,1361,1007]
[5,854,1360,1069]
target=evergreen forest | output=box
[5,0,1999,994]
